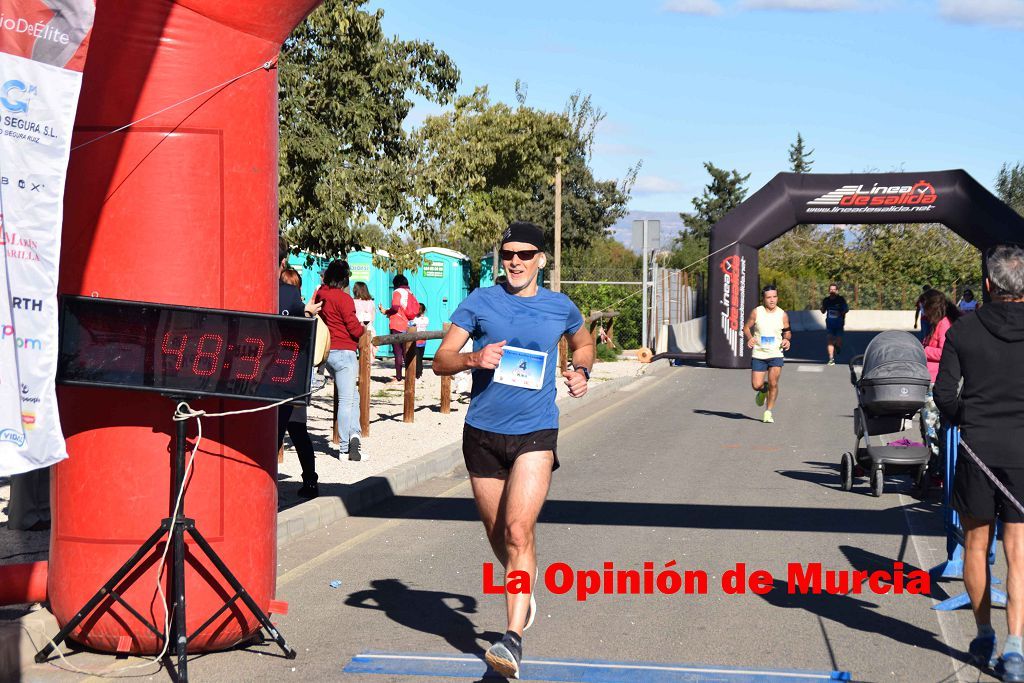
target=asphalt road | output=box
[21,330,1003,682]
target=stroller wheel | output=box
[840,452,853,492]
[870,467,884,497]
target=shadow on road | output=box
[351,492,944,537]
[344,578,499,656]
[693,409,761,422]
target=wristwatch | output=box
[577,366,590,381]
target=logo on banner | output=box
[0,230,40,261]
[1,322,44,350]
[1,176,45,194]
[807,181,938,214]
[0,15,72,47]
[719,255,747,358]
[12,296,44,313]
[0,79,34,113]
[0,428,25,446]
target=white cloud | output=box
[633,175,686,194]
[740,0,862,10]
[938,0,1024,29]
[662,0,724,16]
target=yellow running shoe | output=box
[762,410,774,423]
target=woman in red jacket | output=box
[314,260,370,467]
[920,289,960,476]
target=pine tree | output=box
[678,162,750,240]
[788,132,814,174]
[996,162,1024,216]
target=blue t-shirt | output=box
[451,285,583,435]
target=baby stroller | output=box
[839,331,932,497]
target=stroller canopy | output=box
[860,331,931,387]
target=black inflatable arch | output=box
[707,169,1024,368]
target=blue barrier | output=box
[931,424,1006,611]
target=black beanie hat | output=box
[501,221,545,250]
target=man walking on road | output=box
[433,221,594,679]
[935,245,1024,682]
[743,285,791,423]
[820,283,849,365]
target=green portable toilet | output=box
[407,248,471,358]
[347,248,396,357]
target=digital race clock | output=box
[57,296,316,403]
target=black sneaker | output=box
[297,482,319,499]
[348,434,362,462]
[485,631,522,679]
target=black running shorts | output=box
[952,456,1024,523]
[462,424,559,478]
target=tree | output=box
[996,162,1024,216]
[278,0,459,267]
[788,132,814,174]
[678,162,750,240]
[518,92,638,254]
[413,85,571,263]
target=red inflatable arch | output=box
[53,0,321,653]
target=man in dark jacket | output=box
[935,244,1024,681]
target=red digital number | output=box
[234,337,265,381]
[272,341,299,384]
[161,332,187,371]
[191,334,224,377]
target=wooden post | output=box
[359,326,372,437]
[440,323,452,414]
[331,380,339,445]
[553,155,562,293]
[559,337,568,375]
[853,283,859,308]
[403,342,416,423]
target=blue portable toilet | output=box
[286,251,330,303]
[407,248,471,358]
[347,248,396,357]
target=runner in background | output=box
[820,283,849,365]
[743,285,791,424]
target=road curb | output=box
[275,360,671,548]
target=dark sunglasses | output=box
[500,249,540,261]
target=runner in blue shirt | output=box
[433,221,594,679]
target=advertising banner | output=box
[0,0,93,475]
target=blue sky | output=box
[373,0,1024,217]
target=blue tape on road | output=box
[343,651,852,682]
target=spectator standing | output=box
[407,303,428,380]
[280,268,320,497]
[315,260,368,461]
[379,274,417,383]
[352,281,377,358]
[959,288,979,314]
[934,245,1024,679]
[920,289,960,477]
[914,285,934,340]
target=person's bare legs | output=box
[1005,522,1024,639]
[751,370,767,393]
[470,476,510,567]
[963,515,995,628]
[470,451,552,635]
[765,365,782,411]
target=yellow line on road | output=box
[278,367,674,586]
